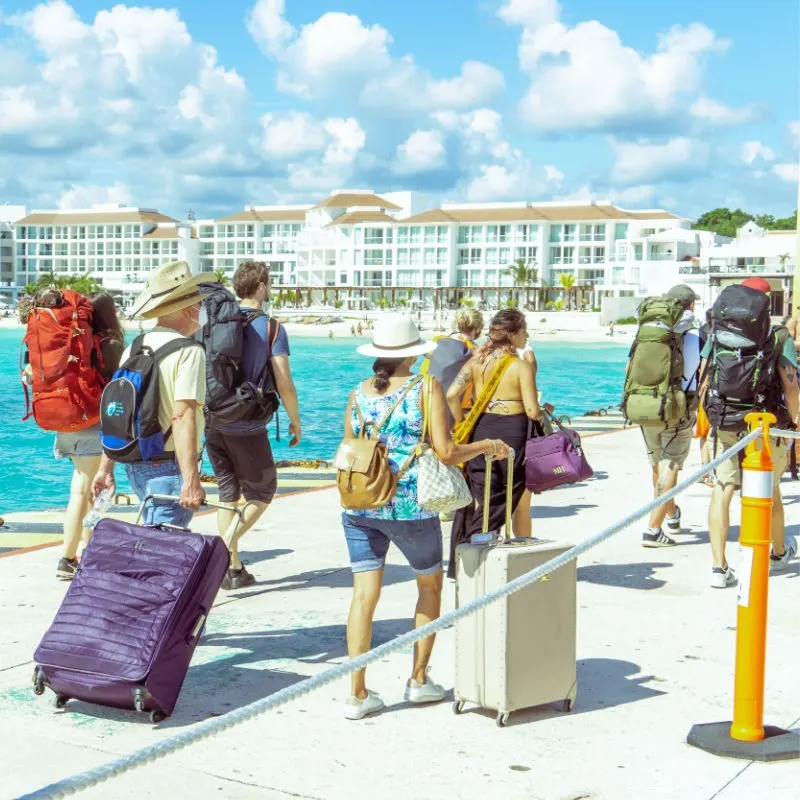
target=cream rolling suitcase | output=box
[453,452,577,727]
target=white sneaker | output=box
[404,672,446,704]
[665,506,682,533]
[344,691,385,720]
[711,566,737,589]
[770,533,798,571]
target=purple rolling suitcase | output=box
[32,498,232,723]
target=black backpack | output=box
[703,284,786,431]
[100,335,202,463]
[198,283,281,428]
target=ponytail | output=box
[372,357,404,392]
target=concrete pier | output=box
[1,426,798,799]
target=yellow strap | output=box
[453,354,514,445]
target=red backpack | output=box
[22,289,105,433]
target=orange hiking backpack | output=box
[22,289,104,433]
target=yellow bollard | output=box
[730,412,776,742]
[688,412,799,761]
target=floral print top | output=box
[348,377,435,521]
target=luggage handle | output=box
[136,494,244,527]
[482,449,515,542]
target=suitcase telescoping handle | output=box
[136,494,244,528]
[482,449,515,542]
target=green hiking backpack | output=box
[622,296,687,427]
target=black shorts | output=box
[205,428,277,504]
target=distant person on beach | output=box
[700,277,798,588]
[339,315,508,720]
[357,322,364,337]
[204,261,301,590]
[351,325,356,337]
[47,293,123,580]
[92,262,209,529]
[635,285,701,548]
[445,309,542,578]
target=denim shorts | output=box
[54,424,103,460]
[342,513,443,575]
[125,460,193,529]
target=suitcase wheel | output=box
[452,700,466,715]
[55,694,69,710]
[496,712,510,728]
[32,668,46,696]
[562,699,573,713]
[150,710,167,725]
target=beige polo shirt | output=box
[120,327,206,452]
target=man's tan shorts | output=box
[641,419,695,470]
[712,430,787,489]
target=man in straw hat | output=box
[92,261,214,527]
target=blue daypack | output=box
[100,335,201,463]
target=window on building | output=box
[515,246,537,263]
[364,249,384,266]
[409,248,422,265]
[614,223,628,240]
[364,228,384,245]
[397,248,409,266]
[579,247,592,265]
[424,226,436,244]
[423,248,436,265]
[485,248,499,265]
[593,247,606,263]
[437,248,448,265]
[437,226,449,244]
[397,226,409,244]
[634,244,644,261]
[409,226,422,245]
[262,224,274,238]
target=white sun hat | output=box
[356,314,436,358]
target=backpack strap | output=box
[148,337,203,447]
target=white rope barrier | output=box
[16,428,762,800]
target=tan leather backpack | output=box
[334,376,422,510]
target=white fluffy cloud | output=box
[58,182,132,210]
[690,97,755,126]
[773,163,799,183]
[259,111,327,158]
[611,138,710,184]
[500,0,732,134]
[248,0,502,111]
[394,130,446,174]
[740,140,776,165]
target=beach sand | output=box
[0,311,636,345]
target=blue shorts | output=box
[125,461,193,529]
[342,513,443,575]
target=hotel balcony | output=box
[706,258,795,276]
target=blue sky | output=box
[0,0,797,219]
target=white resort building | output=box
[9,205,198,306]
[0,191,795,315]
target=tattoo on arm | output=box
[784,366,796,383]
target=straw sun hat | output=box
[129,261,216,320]
[356,315,436,359]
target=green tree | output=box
[693,208,754,238]
[503,258,538,287]
[557,272,576,310]
[213,268,230,287]
[376,296,390,311]
[24,271,101,297]
[459,295,476,308]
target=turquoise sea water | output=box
[0,329,627,513]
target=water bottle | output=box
[83,490,112,530]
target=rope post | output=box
[688,413,799,762]
[732,411,776,742]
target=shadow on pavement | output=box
[578,561,672,590]
[384,657,666,724]
[531,504,597,519]
[238,547,293,566]
[230,563,415,600]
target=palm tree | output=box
[25,271,101,297]
[213,268,230,287]
[558,272,576,310]
[778,253,791,273]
